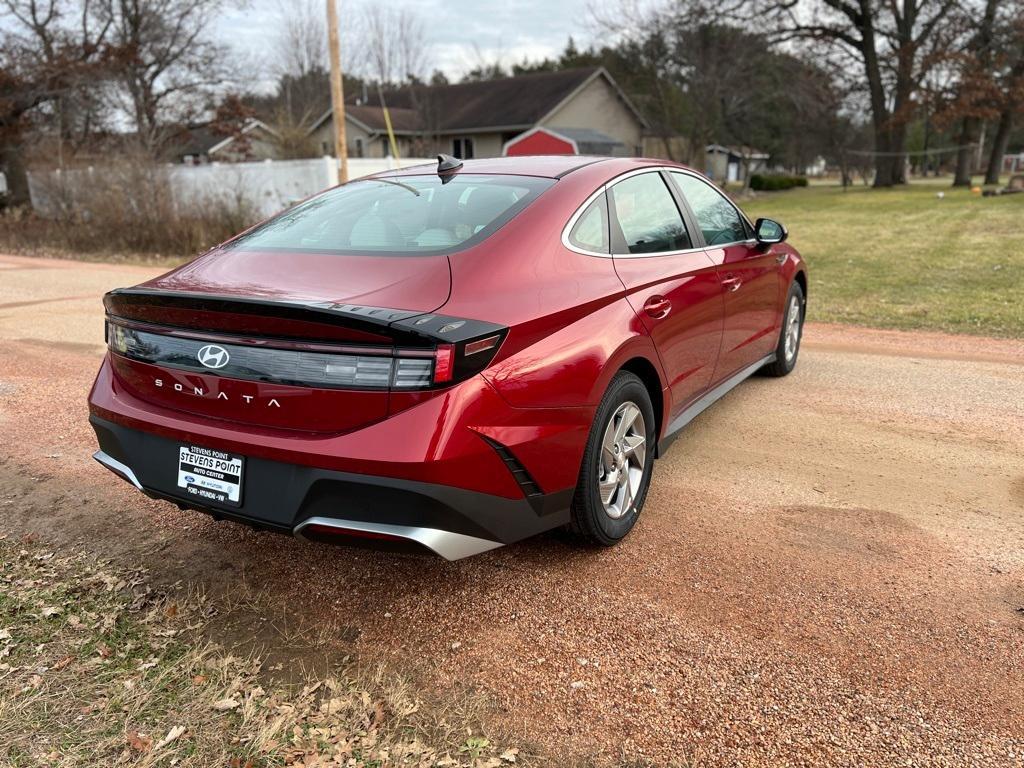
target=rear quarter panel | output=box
[444,162,669,412]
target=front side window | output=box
[609,172,691,254]
[567,194,609,254]
[228,174,554,256]
[670,172,749,246]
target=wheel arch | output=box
[794,269,808,302]
[617,356,665,446]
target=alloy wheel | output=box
[598,401,647,520]
[784,294,802,364]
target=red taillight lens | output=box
[433,344,454,383]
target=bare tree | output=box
[750,0,960,187]
[0,0,113,205]
[274,0,325,81]
[96,0,234,152]
[941,0,1003,187]
[984,2,1024,184]
[270,0,327,125]
[358,4,427,86]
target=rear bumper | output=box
[90,415,573,560]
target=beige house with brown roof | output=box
[309,67,647,160]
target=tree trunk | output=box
[890,125,908,185]
[873,126,896,187]
[984,107,1014,185]
[862,27,897,188]
[952,117,976,187]
[1,139,31,208]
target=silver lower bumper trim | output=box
[91,451,502,560]
[93,450,144,490]
[293,516,503,561]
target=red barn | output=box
[503,126,624,157]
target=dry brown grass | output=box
[0,538,528,767]
[0,157,257,262]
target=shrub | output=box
[2,155,260,259]
[750,174,809,191]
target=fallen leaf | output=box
[0,629,10,641]
[213,697,240,711]
[192,674,207,685]
[127,730,153,753]
[153,725,186,751]
[40,607,61,618]
[500,748,519,763]
[164,603,178,618]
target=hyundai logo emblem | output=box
[197,344,230,369]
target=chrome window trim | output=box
[561,166,756,259]
[665,168,756,249]
[561,184,611,257]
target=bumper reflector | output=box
[464,334,501,356]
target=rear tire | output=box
[568,371,656,546]
[762,280,805,377]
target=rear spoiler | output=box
[103,288,509,385]
[104,288,504,347]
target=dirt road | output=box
[2,253,1023,766]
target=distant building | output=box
[705,144,770,183]
[308,67,648,160]
[171,120,279,165]
[1002,151,1024,174]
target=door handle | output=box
[643,295,672,318]
[721,275,743,292]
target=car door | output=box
[604,170,724,419]
[669,171,781,382]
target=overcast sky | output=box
[216,0,601,89]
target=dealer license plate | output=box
[177,445,244,507]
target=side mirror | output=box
[755,217,787,245]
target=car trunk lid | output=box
[103,250,452,433]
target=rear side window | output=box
[229,174,554,256]
[670,172,750,246]
[567,194,609,254]
[609,172,691,254]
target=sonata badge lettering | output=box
[153,379,282,408]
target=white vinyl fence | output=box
[27,156,433,219]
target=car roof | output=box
[377,155,615,180]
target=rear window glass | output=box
[229,174,554,255]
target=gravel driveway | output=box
[1,253,1023,766]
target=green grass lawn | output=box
[741,181,1024,338]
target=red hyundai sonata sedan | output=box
[89,155,806,559]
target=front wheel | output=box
[762,280,805,377]
[568,371,656,546]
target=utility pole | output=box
[326,0,348,183]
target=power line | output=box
[842,143,979,157]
